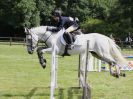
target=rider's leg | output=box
[64,26,78,47]
[62,25,78,56]
[63,33,73,45]
[62,35,71,56]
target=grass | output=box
[0,45,133,99]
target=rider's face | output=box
[52,16,59,22]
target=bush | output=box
[81,17,110,34]
[80,17,133,39]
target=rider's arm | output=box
[57,17,65,30]
[50,18,65,32]
[47,27,60,32]
[47,17,65,32]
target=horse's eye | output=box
[26,38,31,42]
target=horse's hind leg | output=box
[99,56,120,78]
[110,62,127,78]
[91,51,121,78]
[109,64,118,78]
[112,63,126,77]
[114,64,120,78]
[118,66,126,77]
[120,72,126,77]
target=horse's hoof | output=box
[112,73,119,78]
[40,59,47,69]
[123,73,126,77]
[41,64,46,69]
[115,74,119,78]
[120,73,126,77]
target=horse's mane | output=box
[30,26,56,31]
[30,26,55,34]
[30,26,56,30]
[30,26,47,31]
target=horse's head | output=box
[25,27,38,54]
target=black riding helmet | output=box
[51,10,62,17]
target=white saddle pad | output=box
[60,35,66,45]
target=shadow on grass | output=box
[25,87,38,99]
[0,87,49,99]
[1,87,83,99]
[58,87,82,99]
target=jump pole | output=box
[87,55,102,72]
[50,44,58,99]
[78,40,91,99]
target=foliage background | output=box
[0,0,133,39]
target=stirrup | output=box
[66,43,74,50]
[67,44,72,50]
[62,52,70,57]
[62,45,71,57]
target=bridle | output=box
[26,27,52,50]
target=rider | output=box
[48,9,79,56]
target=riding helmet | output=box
[52,10,62,17]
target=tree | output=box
[35,0,55,25]
[0,0,133,38]
[119,0,133,27]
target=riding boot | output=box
[62,32,73,56]
[63,32,73,45]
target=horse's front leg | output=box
[37,47,52,69]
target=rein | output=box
[43,33,52,46]
[40,26,52,47]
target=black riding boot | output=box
[62,32,73,56]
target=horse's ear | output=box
[24,27,30,34]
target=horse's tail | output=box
[109,39,128,67]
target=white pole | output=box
[50,44,57,99]
[98,60,102,72]
[87,54,94,71]
[79,40,91,99]
[87,55,102,72]
[55,54,58,88]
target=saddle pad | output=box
[60,35,67,45]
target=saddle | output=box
[71,29,82,35]
[63,29,82,45]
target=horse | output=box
[24,26,127,78]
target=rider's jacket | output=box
[52,16,79,32]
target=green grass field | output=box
[0,45,133,99]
